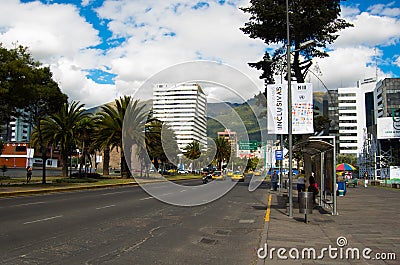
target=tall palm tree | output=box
[184,140,201,172]
[214,136,231,171]
[40,101,89,177]
[95,96,147,178]
[75,116,96,177]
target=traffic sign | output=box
[275,150,283,161]
[239,140,258,150]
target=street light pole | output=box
[286,0,293,218]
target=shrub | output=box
[70,172,101,179]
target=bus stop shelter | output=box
[293,136,337,215]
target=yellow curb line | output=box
[264,194,272,222]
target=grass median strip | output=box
[0,174,203,197]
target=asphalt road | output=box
[0,178,270,264]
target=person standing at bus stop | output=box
[271,171,278,191]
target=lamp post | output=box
[286,0,294,218]
[285,1,315,217]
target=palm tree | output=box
[214,136,231,171]
[40,101,89,177]
[184,140,201,172]
[75,116,96,177]
[95,96,147,178]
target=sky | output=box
[0,0,399,108]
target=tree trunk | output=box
[36,119,47,184]
[41,145,47,184]
[103,146,110,176]
[62,151,68,177]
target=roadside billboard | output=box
[377,117,400,139]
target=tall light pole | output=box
[286,0,294,218]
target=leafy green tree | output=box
[40,101,89,177]
[337,154,357,165]
[246,157,260,171]
[1,164,7,177]
[214,136,231,171]
[241,0,352,84]
[0,44,67,183]
[0,44,37,131]
[0,140,4,156]
[26,67,67,183]
[241,0,352,179]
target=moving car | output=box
[212,171,224,180]
[231,171,245,182]
[254,170,261,176]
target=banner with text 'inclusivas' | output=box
[267,83,313,135]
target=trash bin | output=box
[337,182,346,196]
[299,192,313,214]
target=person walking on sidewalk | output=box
[364,171,368,188]
[26,166,32,184]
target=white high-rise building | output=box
[153,83,207,152]
[337,79,376,156]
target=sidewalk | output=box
[258,186,399,264]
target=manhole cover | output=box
[200,238,218,245]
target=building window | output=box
[15,146,27,152]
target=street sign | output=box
[275,150,283,161]
[239,140,258,150]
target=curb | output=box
[0,177,202,197]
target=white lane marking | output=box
[160,192,173,196]
[180,190,187,192]
[101,191,130,196]
[139,196,154,201]
[23,215,63,225]
[4,201,46,208]
[96,205,116,210]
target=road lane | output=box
[0,178,270,264]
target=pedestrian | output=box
[297,175,305,202]
[308,175,319,204]
[26,166,32,184]
[271,171,278,191]
[364,172,368,188]
[297,175,306,192]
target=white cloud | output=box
[311,47,379,89]
[0,0,399,108]
[368,3,400,17]
[396,55,400,67]
[0,0,115,107]
[95,0,265,100]
[335,12,400,48]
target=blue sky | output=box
[1,0,400,107]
